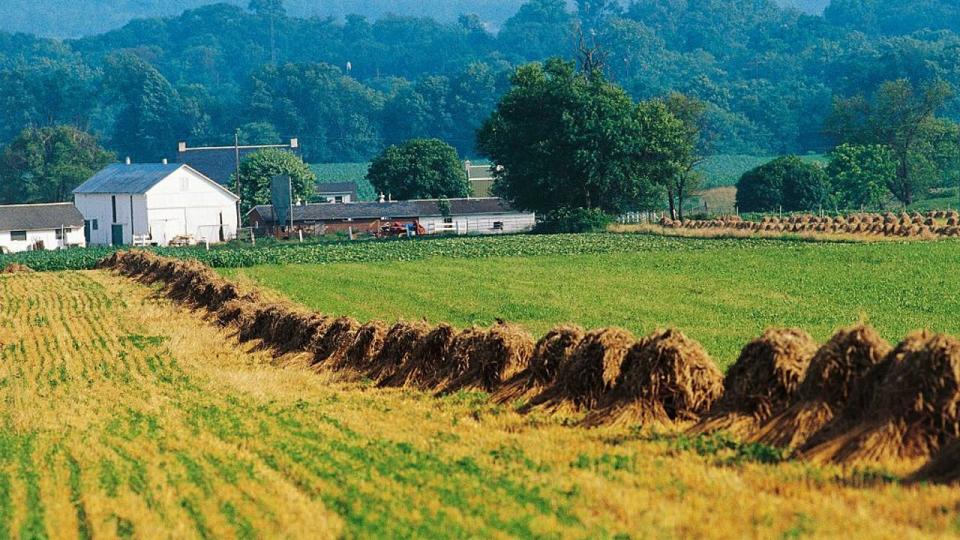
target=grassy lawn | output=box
[221,238,960,369]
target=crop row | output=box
[0,233,799,272]
[102,250,960,485]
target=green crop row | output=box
[0,234,824,272]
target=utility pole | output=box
[235,129,242,229]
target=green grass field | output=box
[310,163,376,201]
[221,237,960,369]
[696,154,827,189]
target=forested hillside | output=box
[0,0,958,165]
[0,0,526,38]
[5,0,844,38]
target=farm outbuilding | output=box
[315,182,358,204]
[247,198,535,236]
[0,202,86,253]
[464,161,497,198]
[74,162,240,247]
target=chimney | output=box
[162,158,168,165]
[178,142,187,152]
[125,157,131,165]
[378,192,386,203]
[290,138,299,149]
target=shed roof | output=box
[0,203,84,231]
[73,163,183,194]
[177,141,300,186]
[250,198,522,223]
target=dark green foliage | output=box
[827,79,957,205]
[366,139,470,200]
[0,126,114,204]
[232,148,315,213]
[534,208,612,234]
[102,53,190,162]
[736,156,829,212]
[478,59,669,214]
[0,0,958,167]
[825,0,960,35]
[826,144,895,210]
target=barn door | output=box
[111,224,124,246]
[84,221,91,244]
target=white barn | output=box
[74,163,240,247]
[0,203,86,253]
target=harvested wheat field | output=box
[1,270,960,538]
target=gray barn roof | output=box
[178,140,300,186]
[250,198,521,223]
[74,163,183,194]
[0,203,84,231]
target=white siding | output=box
[75,166,239,247]
[145,168,238,245]
[419,212,536,235]
[74,193,148,246]
[0,227,85,253]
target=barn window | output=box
[334,196,344,203]
[443,217,454,224]
[493,222,504,230]
[111,196,117,223]
[56,228,72,240]
[10,231,26,241]
[92,219,99,231]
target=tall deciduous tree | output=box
[0,126,114,204]
[477,58,670,214]
[662,92,707,220]
[827,79,955,205]
[826,144,895,210]
[102,53,185,163]
[366,139,470,200]
[232,148,315,213]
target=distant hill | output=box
[2,0,825,38]
[778,0,830,13]
[1,0,525,38]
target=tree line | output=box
[2,0,960,167]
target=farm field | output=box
[2,270,960,538]
[310,163,376,201]
[221,238,960,368]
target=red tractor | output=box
[375,221,426,239]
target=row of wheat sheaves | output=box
[659,210,960,238]
[99,250,960,485]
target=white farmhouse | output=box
[74,162,240,246]
[0,203,86,253]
